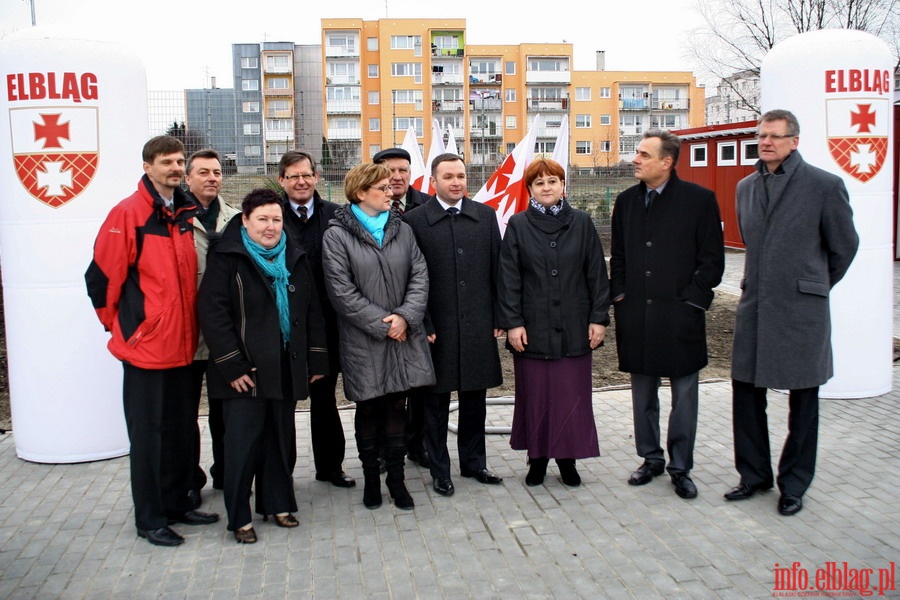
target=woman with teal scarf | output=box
[199,189,329,544]
[322,163,435,511]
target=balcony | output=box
[525,71,571,85]
[326,76,361,86]
[469,97,502,111]
[620,98,648,110]
[654,99,689,110]
[432,100,465,112]
[325,45,359,58]
[431,48,464,58]
[431,73,464,86]
[265,131,294,142]
[327,126,362,140]
[263,88,292,97]
[326,99,361,114]
[469,74,502,85]
[469,124,501,138]
[527,98,569,111]
[267,109,293,119]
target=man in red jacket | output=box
[85,135,219,546]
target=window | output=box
[619,139,636,153]
[576,87,591,101]
[243,123,260,135]
[690,143,708,167]
[391,35,421,50]
[741,140,759,165]
[369,118,380,131]
[368,91,380,105]
[600,140,611,152]
[265,55,290,70]
[392,62,422,83]
[505,61,516,75]
[433,35,460,50]
[534,141,556,154]
[267,100,290,116]
[243,145,261,157]
[267,143,287,158]
[370,144,381,157]
[600,114,611,125]
[392,89,423,104]
[267,77,290,90]
[528,59,565,71]
[368,64,378,78]
[506,142,516,153]
[265,119,292,131]
[576,141,592,155]
[327,87,361,100]
[600,87,611,98]
[327,34,356,54]
[367,37,378,51]
[575,114,591,128]
[393,117,423,136]
[470,60,499,75]
[242,101,260,113]
[241,79,259,91]
[505,116,516,129]
[240,57,258,69]
[718,141,737,166]
[505,89,516,102]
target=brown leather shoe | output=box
[234,526,257,544]
[267,513,299,528]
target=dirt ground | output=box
[0,291,738,430]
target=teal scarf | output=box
[240,226,291,346]
[350,204,389,247]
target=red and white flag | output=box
[400,125,428,193]
[422,118,446,194]
[446,123,459,156]
[551,115,569,179]
[472,114,541,236]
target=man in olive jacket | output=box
[403,153,504,498]
[725,110,858,517]
[610,129,725,500]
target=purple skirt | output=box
[509,353,600,459]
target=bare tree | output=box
[689,0,899,113]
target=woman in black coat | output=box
[497,158,610,487]
[199,189,328,543]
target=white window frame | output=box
[505,115,516,129]
[267,77,290,90]
[717,141,737,167]
[600,87,611,98]
[243,145,261,157]
[575,114,591,128]
[369,118,380,131]
[505,89,516,102]
[368,65,379,78]
[741,140,759,166]
[600,140,611,152]
[575,87,591,101]
[243,123,261,135]
[368,91,380,105]
[575,141,591,155]
[241,79,259,91]
[599,114,611,126]
[505,61,516,75]
[242,101,260,113]
[240,57,258,69]
[690,143,708,167]
[367,37,378,51]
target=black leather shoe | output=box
[433,477,455,497]
[137,526,185,546]
[187,489,202,509]
[672,474,698,499]
[168,510,220,526]
[316,471,357,488]
[461,468,503,485]
[627,462,665,486]
[724,481,774,501]
[778,494,803,516]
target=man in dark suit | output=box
[403,153,504,497]
[726,109,858,516]
[278,150,354,489]
[373,147,432,468]
[610,129,725,500]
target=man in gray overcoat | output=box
[725,109,859,517]
[403,153,504,498]
[611,129,725,500]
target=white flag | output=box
[400,126,428,193]
[472,115,542,237]
[446,123,458,156]
[551,115,569,179]
[423,118,447,194]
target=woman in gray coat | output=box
[321,163,435,511]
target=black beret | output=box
[372,147,411,163]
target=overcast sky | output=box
[1,0,709,90]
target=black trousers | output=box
[122,363,196,530]
[189,361,213,491]
[221,396,298,531]
[631,371,699,475]
[405,389,426,452]
[309,373,346,476]
[732,380,819,497]
[424,389,488,480]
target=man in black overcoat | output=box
[403,153,504,498]
[278,150,354,489]
[610,129,725,500]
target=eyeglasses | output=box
[370,185,392,193]
[756,133,796,141]
[283,173,316,182]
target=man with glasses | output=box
[278,150,355,489]
[726,109,858,516]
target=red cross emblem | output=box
[826,99,888,183]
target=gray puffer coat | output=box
[321,206,435,402]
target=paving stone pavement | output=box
[1,251,897,599]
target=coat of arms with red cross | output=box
[825,99,889,183]
[9,107,99,208]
